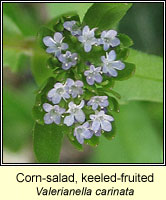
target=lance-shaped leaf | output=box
[83,3,132,30]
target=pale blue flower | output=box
[63,21,81,36]
[43,103,65,124]
[90,110,114,132]
[66,78,83,98]
[99,30,120,50]
[74,122,93,144]
[47,83,70,104]
[64,100,85,126]
[84,65,103,85]
[78,26,97,52]
[58,51,78,70]
[87,96,109,110]
[101,50,125,77]
[43,32,68,57]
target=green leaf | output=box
[118,33,133,47]
[114,49,163,103]
[108,97,120,113]
[33,123,65,163]
[46,3,93,22]
[89,101,163,163]
[116,47,130,61]
[105,90,121,99]
[83,3,132,30]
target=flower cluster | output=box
[42,20,126,144]
[43,79,114,144]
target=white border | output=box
[1,0,165,166]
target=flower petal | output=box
[87,100,92,106]
[76,133,84,144]
[92,119,100,132]
[83,130,93,139]
[106,30,117,38]
[90,114,95,120]
[101,120,112,132]
[71,53,78,60]
[66,78,74,87]
[68,101,75,108]
[111,61,125,70]
[59,107,66,114]
[82,121,89,128]
[43,36,55,46]
[61,43,68,50]
[64,115,74,126]
[54,32,63,43]
[108,50,116,61]
[53,115,61,124]
[44,113,53,124]
[54,50,61,57]
[84,70,90,76]
[84,43,92,52]
[71,91,77,98]
[100,100,109,107]
[101,31,106,38]
[86,77,94,85]
[47,88,56,98]
[75,110,85,123]
[83,25,89,35]
[90,65,95,71]
[79,100,85,109]
[62,63,72,70]
[43,103,53,112]
[96,67,102,72]
[54,82,63,88]
[62,92,70,99]
[110,37,120,47]
[95,74,103,83]
[104,114,114,122]
[92,103,98,110]
[75,80,83,87]
[58,54,65,63]
[101,56,106,63]
[63,21,75,30]
[78,36,84,42]
[108,67,118,77]
[103,43,110,51]
[52,94,61,104]
[46,47,57,53]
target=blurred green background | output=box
[3,3,163,163]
